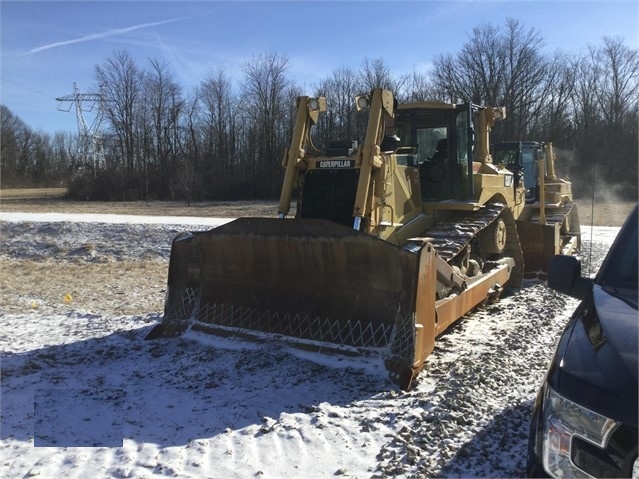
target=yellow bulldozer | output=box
[148,88,554,389]
[492,141,581,272]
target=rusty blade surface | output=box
[165,218,419,349]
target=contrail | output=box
[26,18,186,55]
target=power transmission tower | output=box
[56,82,106,176]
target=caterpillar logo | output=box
[317,160,356,169]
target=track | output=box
[527,201,576,227]
[417,203,505,261]
[408,202,524,289]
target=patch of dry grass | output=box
[0,188,68,200]
[572,200,635,227]
[0,258,167,315]
[0,198,285,218]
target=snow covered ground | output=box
[0,212,620,478]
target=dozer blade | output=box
[516,220,561,273]
[147,218,423,387]
[516,203,581,274]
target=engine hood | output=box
[550,285,638,426]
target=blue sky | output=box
[1,0,637,135]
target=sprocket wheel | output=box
[480,218,507,255]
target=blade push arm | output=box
[278,96,326,217]
[352,88,395,230]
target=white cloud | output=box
[25,18,188,55]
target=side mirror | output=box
[547,255,593,300]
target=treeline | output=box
[1,19,637,201]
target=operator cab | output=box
[492,141,541,202]
[393,102,475,202]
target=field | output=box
[0,195,633,318]
[1,192,281,218]
[0,194,631,478]
[1,193,634,226]
[0,188,68,200]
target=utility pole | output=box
[56,83,106,177]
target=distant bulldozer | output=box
[493,141,581,272]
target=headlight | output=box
[356,94,370,110]
[542,386,619,478]
[504,173,513,187]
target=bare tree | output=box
[396,69,437,103]
[198,68,239,195]
[560,37,638,198]
[175,155,197,206]
[240,52,291,196]
[432,19,548,140]
[360,58,397,92]
[95,51,144,184]
[500,19,548,138]
[313,66,364,147]
[590,37,638,195]
[592,37,639,127]
[181,90,203,186]
[1,105,71,188]
[6,32,633,202]
[571,51,600,135]
[143,58,185,199]
[51,131,77,183]
[0,105,22,186]
[433,22,505,104]
[528,51,576,144]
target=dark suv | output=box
[527,204,638,478]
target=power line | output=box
[55,82,107,177]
